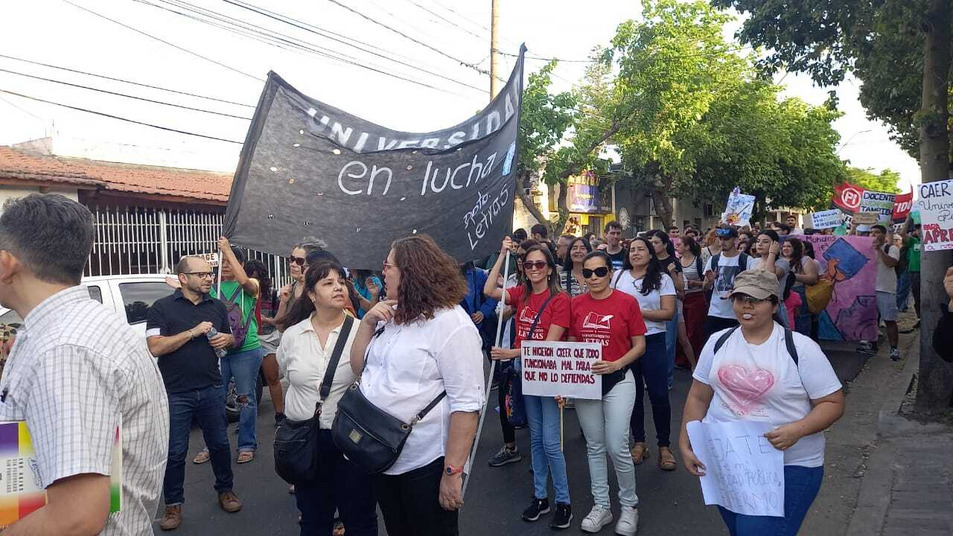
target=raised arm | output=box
[219,236,259,296]
[484,238,513,302]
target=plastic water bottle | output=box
[207,328,227,358]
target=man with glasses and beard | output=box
[147,256,242,530]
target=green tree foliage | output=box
[846,167,903,193]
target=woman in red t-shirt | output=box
[569,251,647,534]
[484,238,573,529]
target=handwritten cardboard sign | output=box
[810,209,843,230]
[520,341,602,400]
[687,420,785,517]
[851,212,879,225]
[919,179,953,252]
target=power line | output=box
[398,0,485,40]
[133,0,467,94]
[0,88,244,144]
[0,53,254,108]
[0,67,253,120]
[325,0,503,81]
[0,94,47,123]
[220,0,485,93]
[61,0,264,82]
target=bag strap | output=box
[319,315,354,401]
[528,294,555,339]
[411,391,447,425]
[696,256,703,279]
[713,326,738,355]
[713,325,799,367]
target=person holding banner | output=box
[679,270,845,536]
[569,250,647,535]
[613,237,677,471]
[350,235,484,536]
[485,239,574,530]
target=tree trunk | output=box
[515,171,550,229]
[650,188,674,230]
[915,0,953,413]
[553,182,570,237]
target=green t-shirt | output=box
[906,236,921,272]
[211,280,260,354]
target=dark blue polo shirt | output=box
[146,289,231,394]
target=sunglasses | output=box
[184,271,214,279]
[288,256,306,267]
[523,260,548,271]
[731,294,770,306]
[582,267,610,279]
[716,229,734,238]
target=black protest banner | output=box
[223,47,526,269]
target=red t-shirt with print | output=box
[506,286,570,348]
[570,290,647,362]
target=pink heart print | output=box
[717,365,775,415]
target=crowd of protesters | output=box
[3,193,928,536]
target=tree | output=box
[846,167,903,193]
[714,0,953,411]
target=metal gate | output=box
[85,206,291,288]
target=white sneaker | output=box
[580,505,613,533]
[615,506,638,536]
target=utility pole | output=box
[489,0,500,100]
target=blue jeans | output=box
[524,394,570,504]
[163,384,233,504]
[718,465,823,535]
[665,310,678,388]
[297,431,377,536]
[631,333,671,447]
[221,347,264,452]
[896,270,911,310]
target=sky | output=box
[0,0,921,193]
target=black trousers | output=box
[375,457,458,536]
[295,431,377,536]
[703,316,740,347]
[497,365,516,444]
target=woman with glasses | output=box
[562,237,593,298]
[570,251,646,535]
[613,237,677,471]
[485,237,574,530]
[680,270,844,535]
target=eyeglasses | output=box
[523,260,548,271]
[731,294,770,306]
[382,261,396,271]
[184,271,214,279]
[288,256,306,267]
[582,267,610,279]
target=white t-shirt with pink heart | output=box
[693,323,842,467]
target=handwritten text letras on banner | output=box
[520,341,602,400]
[686,420,785,517]
[919,179,953,252]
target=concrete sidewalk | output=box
[804,320,953,536]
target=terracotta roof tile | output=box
[0,146,232,202]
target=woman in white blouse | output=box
[613,237,678,472]
[350,235,485,536]
[275,260,378,535]
[679,270,844,535]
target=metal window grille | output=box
[85,206,291,289]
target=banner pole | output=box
[462,249,511,500]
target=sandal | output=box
[658,447,677,471]
[237,451,255,464]
[192,449,210,464]
[630,442,650,465]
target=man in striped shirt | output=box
[0,194,169,535]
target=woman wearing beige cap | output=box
[678,270,845,535]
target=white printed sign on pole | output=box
[198,252,220,267]
[686,420,785,517]
[918,179,953,252]
[810,209,843,230]
[520,341,602,400]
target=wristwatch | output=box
[444,464,464,476]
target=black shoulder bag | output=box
[274,315,354,484]
[332,326,447,475]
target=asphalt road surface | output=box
[161,341,865,535]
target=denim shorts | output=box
[876,291,898,322]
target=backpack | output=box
[713,326,799,366]
[708,252,751,300]
[216,284,253,350]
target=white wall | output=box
[0,187,79,212]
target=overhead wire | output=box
[0,88,244,144]
[0,67,254,120]
[0,53,254,108]
[61,0,264,82]
[397,0,485,40]
[0,94,48,123]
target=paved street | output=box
[162,341,866,535]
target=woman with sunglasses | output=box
[562,237,593,298]
[570,251,647,535]
[680,270,844,535]
[485,237,574,530]
[613,237,677,471]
